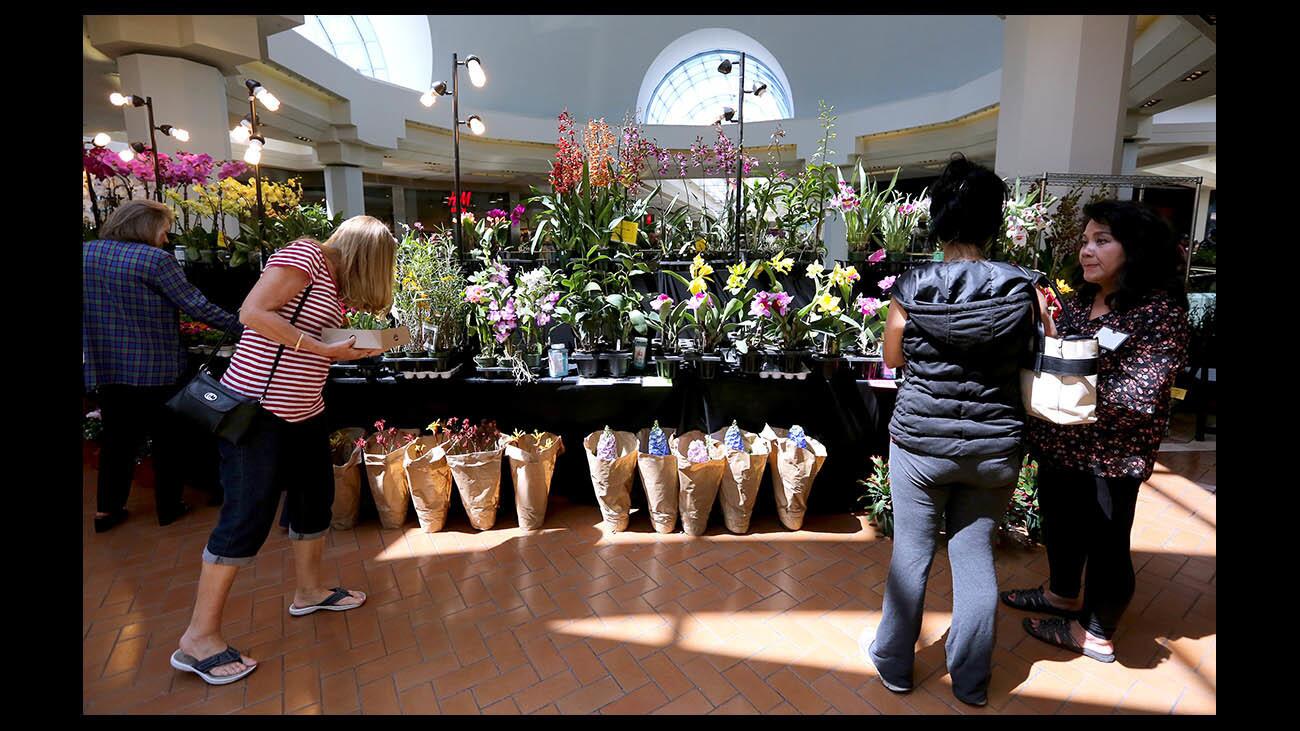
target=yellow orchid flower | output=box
[829,263,861,288]
[815,293,842,314]
[806,262,825,279]
[694,238,707,253]
[769,251,794,275]
[691,254,714,279]
[728,262,748,277]
[1056,279,1074,295]
[726,274,746,293]
[688,277,707,295]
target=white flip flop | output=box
[170,646,257,685]
[288,586,366,616]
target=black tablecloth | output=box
[322,369,897,515]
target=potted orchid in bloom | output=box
[472,208,513,259]
[463,254,515,370]
[833,163,900,258]
[747,250,817,373]
[662,255,759,379]
[511,266,561,376]
[1000,179,1059,267]
[803,261,863,365]
[878,191,930,259]
[644,293,690,378]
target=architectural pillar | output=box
[324,165,365,219]
[995,15,1136,179]
[392,185,407,227]
[117,53,233,160]
[1192,184,1213,241]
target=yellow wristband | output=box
[294,332,304,351]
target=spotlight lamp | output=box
[464,55,486,88]
[118,142,147,163]
[420,80,450,107]
[245,79,280,111]
[158,124,189,142]
[751,83,768,97]
[230,115,253,144]
[717,59,734,75]
[244,135,265,165]
[465,115,485,135]
[109,92,146,107]
[91,132,112,148]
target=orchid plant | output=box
[395,223,466,352]
[833,163,900,251]
[430,417,502,456]
[878,192,930,254]
[464,253,515,360]
[1000,179,1060,267]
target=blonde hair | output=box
[323,215,397,313]
[100,199,174,246]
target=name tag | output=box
[1096,327,1130,351]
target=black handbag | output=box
[166,286,312,444]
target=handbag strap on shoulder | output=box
[258,284,314,401]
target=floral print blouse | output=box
[1025,291,1190,481]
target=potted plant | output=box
[804,261,869,379]
[328,428,367,530]
[645,294,689,378]
[402,430,453,533]
[672,431,727,536]
[708,421,771,534]
[759,424,828,531]
[584,426,639,532]
[362,420,420,529]
[664,256,761,380]
[441,418,506,530]
[833,163,899,261]
[394,223,466,373]
[463,255,514,372]
[503,429,564,531]
[636,421,679,533]
[878,192,930,261]
[855,455,893,538]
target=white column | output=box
[1192,185,1213,241]
[392,185,407,227]
[823,214,847,267]
[995,16,1136,179]
[116,54,232,160]
[1118,141,1141,200]
[324,165,365,219]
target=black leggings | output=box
[1037,463,1141,640]
[96,384,185,515]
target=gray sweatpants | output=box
[869,442,1020,704]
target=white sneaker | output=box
[858,625,912,693]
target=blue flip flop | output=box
[170,646,257,685]
[288,587,365,616]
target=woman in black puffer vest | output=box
[859,154,1055,707]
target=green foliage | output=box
[857,454,1045,545]
[233,204,343,268]
[395,225,467,352]
[856,455,893,537]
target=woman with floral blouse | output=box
[1002,200,1190,663]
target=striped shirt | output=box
[222,241,344,422]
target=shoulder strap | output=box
[259,284,314,401]
[1016,265,1048,372]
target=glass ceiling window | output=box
[294,15,389,82]
[646,50,791,126]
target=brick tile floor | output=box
[83,446,1215,714]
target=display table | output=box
[322,369,898,515]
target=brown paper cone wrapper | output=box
[505,433,564,531]
[759,425,827,530]
[329,428,367,530]
[584,431,638,532]
[363,429,420,529]
[404,436,452,533]
[709,428,771,534]
[447,443,505,531]
[672,431,727,536]
[636,427,679,534]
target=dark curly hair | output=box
[1076,199,1188,312]
[926,153,1008,252]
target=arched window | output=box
[294,15,390,82]
[642,43,793,126]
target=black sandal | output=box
[1022,617,1115,663]
[1000,586,1079,619]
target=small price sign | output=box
[1170,387,1188,401]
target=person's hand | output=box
[319,337,383,362]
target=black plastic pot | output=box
[603,351,633,377]
[572,352,599,377]
[654,356,681,379]
[739,350,763,375]
[699,354,722,380]
[814,355,842,381]
[431,352,451,372]
[780,350,808,374]
[473,354,496,371]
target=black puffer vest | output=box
[888,260,1037,457]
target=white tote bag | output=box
[1018,267,1099,425]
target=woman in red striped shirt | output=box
[171,216,396,685]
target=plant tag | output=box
[1096,327,1130,351]
[610,220,639,244]
[642,376,672,388]
[1170,387,1187,400]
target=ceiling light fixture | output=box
[465,56,486,88]
[1141,98,1162,108]
[1181,69,1207,82]
[158,124,189,142]
[91,132,112,148]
